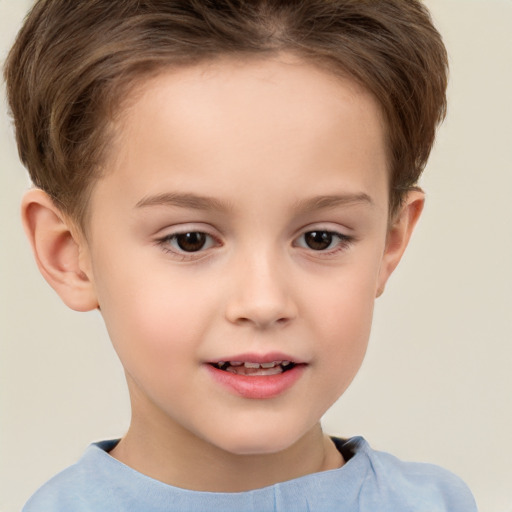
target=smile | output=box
[210,360,296,376]
[206,356,306,399]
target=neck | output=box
[110,405,343,492]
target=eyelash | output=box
[155,229,354,260]
[156,231,220,260]
[294,230,354,255]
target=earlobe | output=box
[376,190,425,297]
[21,188,99,312]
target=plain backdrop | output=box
[1,1,511,511]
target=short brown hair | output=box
[4,0,448,225]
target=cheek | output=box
[308,253,379,334]
[318,294,373,377]
[307,259,379,393]
[94,262,217,366]
[98,285,197,403]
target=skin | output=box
[22,54,423,492]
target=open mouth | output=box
[210,360,297,376]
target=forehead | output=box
[115,54,384,145]
[91,54,388,220]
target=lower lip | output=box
[205,364,306,399]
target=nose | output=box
[224,250,298,329]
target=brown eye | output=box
[304,231,333,250]
[175,232,207,252]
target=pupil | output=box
[176,232,206,252]
[305,231,332,250]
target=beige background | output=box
[1,0,511,511]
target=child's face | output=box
[82,55,395,455]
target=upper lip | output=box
[206,352,306,365]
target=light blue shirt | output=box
[23,437,477,511]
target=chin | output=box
[206,422,310,457]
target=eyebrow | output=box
[293,193,374,213]
[135,191,373,213]
[135,192,233,212]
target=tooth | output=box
[244,362,261,369]
[217,362,225,367]
[252,367,282,376]
[260,362,278,368]
[281,361,291,367]
[230,361,243,366]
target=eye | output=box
[159,231,216,254]
[296,230,351,252]
[174,232,208,252]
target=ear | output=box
[376,190,425,297]
[21,188,98,312]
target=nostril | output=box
[233,315,292,328]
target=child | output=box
[4,0,477,510]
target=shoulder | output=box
[335,437,478,512]
[22,440,121,512]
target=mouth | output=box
[206,355,307,399]
[209,360,297,376]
